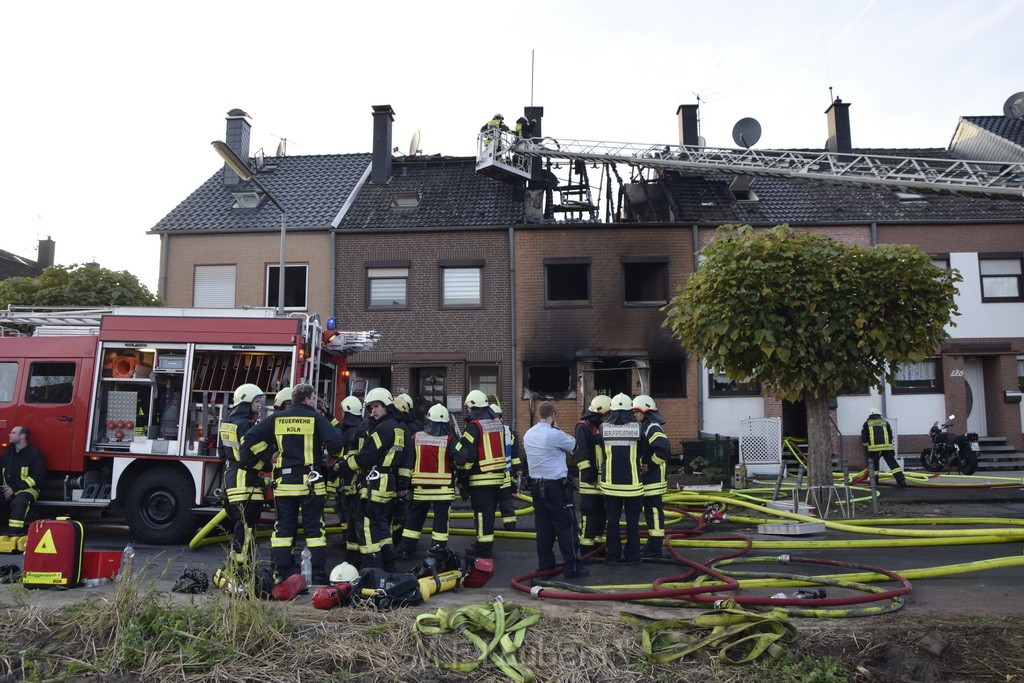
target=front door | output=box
[964,358,987,436]
[415,367,446,420]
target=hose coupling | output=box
[778,554,791,564]
[530,586,545,599]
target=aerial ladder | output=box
[476,131,1024,198]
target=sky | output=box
[2,0,1022,294]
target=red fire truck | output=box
[0,307,377,544]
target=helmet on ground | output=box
[465,389,489,408]
[632,395,657,413]
[364,387,394,407]
[232,383,265,407]
[273,387,292,409]
[330,562,360,583]
[489,403,503,416]
[610,393,633,411]
[868,407,881,416]
[427,404,450,423]
[394,393,413,413]
[341,396,363,416]
[588,395,612,414]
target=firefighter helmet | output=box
[427,404,450,423]
[610,393,633,411]
[465,390,489,408]
[273,387,292,409]
[330,562,360,583]
[232,383,265,407]
[341,396,363,416]
[394,393,413,413]
[868,407,881,417]
[632,395,657,413]
[489,403,503,416]
[364,387,394,407]
[493,113,504,120]
[588,395,612,414]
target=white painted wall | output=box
[948,252,1024,338]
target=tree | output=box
[662,224,960,494]
[0,264,162,308]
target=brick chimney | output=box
[825,98,852,155]
[223,108,252,186]
[36,236,54,272]
[677,104,700,146]
[371,105,395,185]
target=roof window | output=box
[231,191,264,209]
[728,175,759,202]
[389,191,421,208]
[894,191,927,203]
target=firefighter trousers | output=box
[0,492,34,536]
[359,498,397,570]
[271,494,327,581]
[604,495,642,564]
[400,499,452,553]
[643,494,665,556]
[224,497,262,563]
[579,491,606,548]
[469,485,500,556]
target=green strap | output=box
[414,600,541,683]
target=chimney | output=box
[223,108,252,186]
[677,104,699,146]
[371,105,395,185]
[36,236,55,272]
[825,98,852,155]
[524,106,544,185]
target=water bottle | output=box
[771,588,826,599]
[300,547,312,585]
[119,542,135,579]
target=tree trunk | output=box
[804,392,833,488]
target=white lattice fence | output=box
[739,418,783,476]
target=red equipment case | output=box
[22,518,84,588]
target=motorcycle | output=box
[920,414,979,475]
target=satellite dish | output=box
[409,130,421,156]
[1003,91,1024,120]
[696,135,706,148]
[275,139,286,157]
[732,117,762,148]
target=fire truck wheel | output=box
[123,466,197,545]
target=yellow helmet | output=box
[232,383,265,407]
[341,396,363,416]
[364,387,393,407]
[273,387,292,408]
[588,395,612,413]
[427,404,450,423]
[394,393,413,413]
[465,389,489,408]
[610,393,633,411]
[632,395,657,412]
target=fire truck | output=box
[0,307,378,544]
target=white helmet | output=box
[465,389,489,408]
[868,407,881,417]
[610,393,633,411]
[273,387,292,408]
[588,395,612,414]
[632,395,657,413]
[329,562,360,583]
[364,387,394,407]
[232,383,265,407]
[341,396,363,416]
[394,393,413,413]
[427,404,450,423]
[489,403,503,416]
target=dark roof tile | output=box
[963,116,1024,148]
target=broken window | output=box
[523,363,575,400]
[622,258,668,305]
[708,371,761,397]
[545,259,590,306]
[590,358,634,396]
[651,360,685,398]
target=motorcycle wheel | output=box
[958,449,978,475]
[920,448,943,472]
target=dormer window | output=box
[728,175,758,202]
[231,191,264,209]
[389,191,421,208]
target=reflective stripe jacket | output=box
[598,418,643,497]
[219,403,267,503]
[411,430,456,501]
[640,421,671,496]
[1,444,45,501]
[355,412,405,503]
[862,418,894,452]
[454,411,507,487]
[574,414,603,495]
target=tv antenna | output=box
[268,133,293,156]
[732,117,762,148]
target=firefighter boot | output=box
[642,539,664,559]
[467,541,493,559]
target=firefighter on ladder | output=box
[397,403,456,560]
[633,394,671,559]
[575,394,611,552]
[219,383,270,567]
[452,389,506,558]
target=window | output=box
[468,365,498,399]
[441,266,482,307]
[523,363,575,399]
[591,358,634,396]
[231,191,264,209]
[389,191,421,208]
[979,255,1023,302]
[266,264,308,310]
[0,362,17,403]
[708,370,761,397]
[892,358,943,394]
[545,259,590,306]
[193,265,236,308]
[623,258,668,305]
[367,267,409,308]
[651,360,686,398]
[1017,356,1024,391]
[26,362,75,404]
[930,254,949,271]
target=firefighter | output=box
[390,392,419,545]
[397,403,456,559]
[219,383,269,566]
[242,383,344,584]
[598,394,644,566]
[491,403,523,531]
[575,394,611,552]
[514,116,537,139]
[862,409,907,488]
[452,389,506,558]
[480,113,510,135]
[334,395,366,564]
[633,394,671,559]
[353,387,407,571]
[0,426,45,539]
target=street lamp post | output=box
[211,140,287,316]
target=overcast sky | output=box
[2,0,1022,293]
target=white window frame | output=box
[441,266,482,308]
[265,264,309,311]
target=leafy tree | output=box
[0,264,161,309]
[663,224,960,491]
